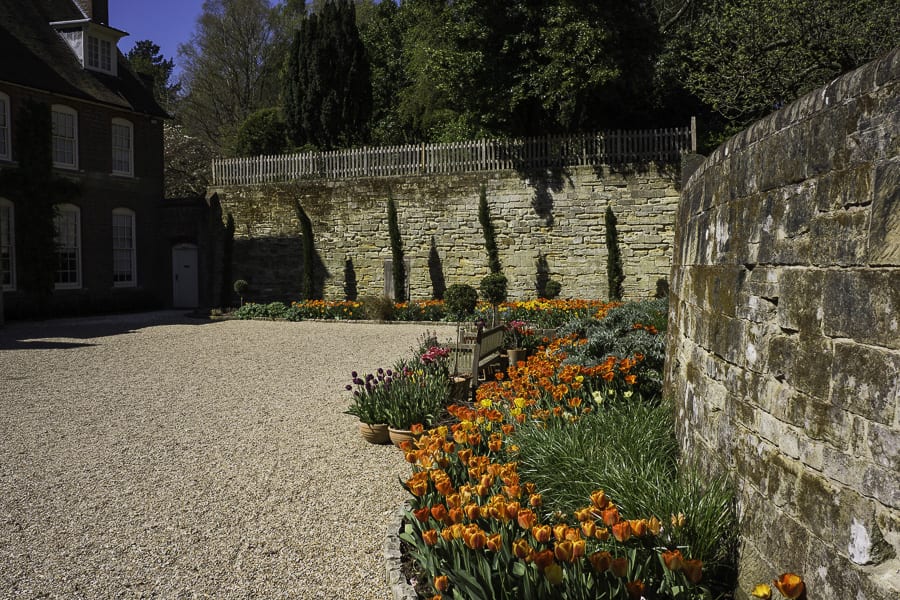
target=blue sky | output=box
[110,0,207,76]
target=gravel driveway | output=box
[0,312,454,599]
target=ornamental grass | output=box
[398,310,738,600]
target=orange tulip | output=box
[435,478,454,496]
[464,503,480,521]
[773,573,805,599]
[456,448,472,465]
[554,540,574,562]
[532,525,552,543]
[532,549,555,570]
[430,504,449,523]
[629,519,648,537]
[517,509,537,530]
[434,575,450,592]
[662,549,685,571]
[683,559,703,584]
[407,478,428,497]
[589,551,612,572]
[445,493,462,509]
[647,516,662,535]
[602,507,620,526]
[448,508,464,524]
[464,526,486,550]
[571,539,586,559]
[574,507,594,521]
[581,520,597,538]
[611,557,629,578]
[413,507,430,522]
[422,529,439,546]
[505,501,520,521]
[626,580,645,599]
[486,533,503,552]
[529,493,543,508]
[553,524,568,541]
[512,538,532,560]
[612,521,632,543]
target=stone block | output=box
[868,158,900,265]
[814,165,874,212]
[823,270,900,350]
[794,469,842,543]
[830,341,900,426]
[776,268,825,332]
[862,464,900,508]
[767,333,834,398]
[866,421,900,472]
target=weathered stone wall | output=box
[207,165,680,302]
[666,50,899,598]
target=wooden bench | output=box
[448,324,506,400]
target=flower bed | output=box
[390,301,744,600]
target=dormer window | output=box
[87,35,112,72]
[51,19,125,76]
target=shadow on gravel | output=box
[0,310,212,351]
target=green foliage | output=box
[343,256,358,301]
[178,0,284,151]
[3,100,66,297]
[479,272,508,306]
[125,40,180,112]
[669,0,900,124]
[477,185,502,274]
[512,399,737,580]
[296,202,317,300]
[444,284,478,320]
[605,205,624,301]
[561,299,669,397]
[283,0,372,149]
[233,279,248,308]
[232,108,288,157]
[544,279,561,300]
[387,196,406,302]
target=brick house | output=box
[0,0,179,320]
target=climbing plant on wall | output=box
[0,99,78,298]
[478,185,501,274]
[605,204,624,301]
[296,201,317,300]
[387,195,406,302]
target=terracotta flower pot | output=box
[507,348,526,366]
[358,422,391,445]
[388,427,422,448]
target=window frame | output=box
[112,208,137,288]
[0,92,10,162]
[111,118,133,177]
[85,34,113,74]
[51,104,78,170]
[0,198,15,291]
[54,203,81,290]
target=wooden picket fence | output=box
[211,122,696,186]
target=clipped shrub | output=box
[479,272,508,306]
[233,279,249,307]
[360,295,395,321]
[444,284,478,320]
[478,185,502,274]
[387,196,406,302]
[605,205,624,301]
[544,279,561,299]
[344,257,358,301]
[232,107,288,157]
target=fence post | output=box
[691,117,697,153]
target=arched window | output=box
[54,204,81,289]
[0,91,10,161]
[111,118,133,176]
[51,104,78,169]
[0,197,14,290]
[112,208,136,287]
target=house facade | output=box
[0,0,172,320]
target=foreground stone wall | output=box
[207,165,679,302]
[666,50,899,598]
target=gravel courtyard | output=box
[0,312,454,599]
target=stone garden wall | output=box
[666,49,900,598]
[207,164,680,302]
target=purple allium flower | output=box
[345,384,353,391]
[351,371,358,378]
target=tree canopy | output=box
[126,40,181,113]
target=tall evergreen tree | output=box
[478,186,501,274]
[605,205,624,301]
[126,40,181,113]
[387,196,406,302]
[284,0,372,149]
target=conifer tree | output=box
[387,196,406,302]
[478,185,501,274]
[284,0,372,149]
[605,205,624,301]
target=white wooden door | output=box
[172,244,199,308]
